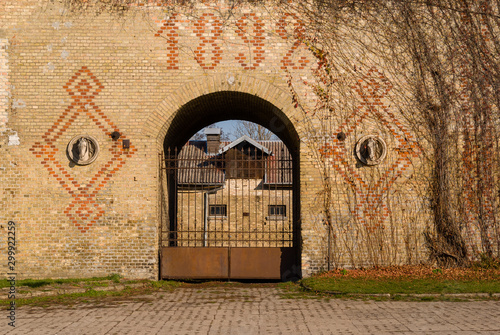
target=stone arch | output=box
[143,74,301,151]
[151,74,303,280]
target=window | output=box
[209,204,227,217]
[268,205,286,218]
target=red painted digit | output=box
[155,14,180,70]
[277,13,309,70]
[193,13,223,70]
[235,13,266,70]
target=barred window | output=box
[268,205,286,217]
[209,204,227,217]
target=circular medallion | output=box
[67,135,100,165]
[355,135,387,166]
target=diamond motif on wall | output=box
[320,67,421,230]
[30,67,136,232]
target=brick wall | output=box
[0,39,8,133]
[0,1,432,279]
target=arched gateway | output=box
[147,79,302,280]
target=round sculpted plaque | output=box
[355,135,387,166]
[67,135,100,165]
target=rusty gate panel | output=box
[230,247,295,279]
[161,247,228,279]
[161,247,296,280]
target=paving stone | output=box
[1,288,499,334]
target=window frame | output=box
[267,205,287,220]
[208,204,227,218]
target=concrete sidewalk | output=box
[2,287,499,335]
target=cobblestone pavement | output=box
[1,287,499,335]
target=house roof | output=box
[175,143,225,185]
[217,135,271,155]
[174,137,292,186]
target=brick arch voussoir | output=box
[143,74,299,149]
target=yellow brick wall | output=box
[0,1,431,279]
[0,38,8,133]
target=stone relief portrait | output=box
[67,135,99,165]
[355,135,387,166]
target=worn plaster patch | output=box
[226,73,235,85]
[12,99,26,109]
[8,131,19,146]
[44,62,55,73]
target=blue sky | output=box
[212,120,240,140]
[194,119,279,141]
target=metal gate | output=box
[160,140,297,280]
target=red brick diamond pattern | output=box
[30,67,136,233]
[320,67,421,230]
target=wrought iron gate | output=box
[159,141,297,280]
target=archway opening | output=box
[163,91,299,152]
[160,91,301,281]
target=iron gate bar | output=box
[160,140,295,280]
[162,143,293,248]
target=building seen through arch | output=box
[161,128,296,279]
